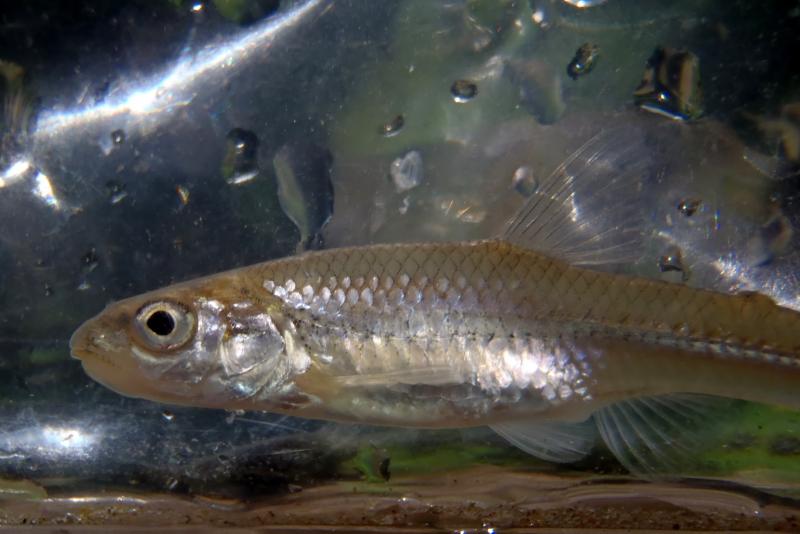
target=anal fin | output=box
[594,393,735,477]
[491,419,597,463]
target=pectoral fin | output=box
[491,419,597,463]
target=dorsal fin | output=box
[502,126,653,267]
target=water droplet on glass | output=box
[398,196,410,215]
[161,410,175,422]
[567,43,599,80]
[380,114,405,137]
[512,166,538,196]
[658,254,683,273]
[390,150,423,193]
[658,249,688,282]
[223,128,259,185]
[677,198,701,217]
[110,129,125,145]
[634,47,702,121]
[106,180,128,204]
[451,80,478,103]
[746,210,794,266]
[471,32,493,53]
[81,247,99,273]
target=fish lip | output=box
[69,320,94,360]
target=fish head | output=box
[70,275,309,411]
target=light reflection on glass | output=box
[32,172,60,210]
[39,426,97,452]
[34,0,324,138]
[562,0,609,7]
[0,158,32,188]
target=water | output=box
[1,0,800,530]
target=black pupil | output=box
[146,310,175,336]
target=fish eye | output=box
[133,301,196,352]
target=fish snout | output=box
[69,314,128,361]
[69,319,95,360]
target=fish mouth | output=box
[69,318,131,393]
[72,335,163,403]
[69,319,94,361]
[69,319,199,407]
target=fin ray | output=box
[502,127,653,266]
[491,419,596,463]
[594,394,734,477]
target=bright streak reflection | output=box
[562,0,609,7]
[35,0,324,137]
[0,158,31,188]
[32,171,61,209]
[40,426,97,452]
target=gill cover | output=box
[219,305,285,377]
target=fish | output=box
[70,128,800,476]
